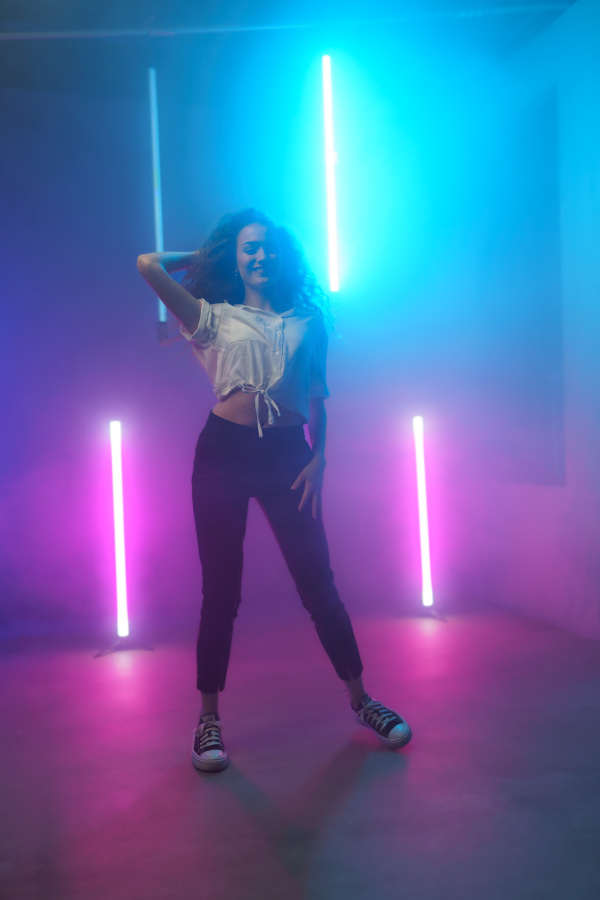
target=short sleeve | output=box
[310,320,330,399]
[180,300,223,347]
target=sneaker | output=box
[353,694,412,749]
[192,714,227,772]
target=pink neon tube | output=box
[413,416,433,607]
[110,421,130,637]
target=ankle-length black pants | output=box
[191,411,363,693]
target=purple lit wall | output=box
[1,7,598,643]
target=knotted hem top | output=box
[180,300,330,436]
[242,385,281,438]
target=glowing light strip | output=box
[413,416,433,607]
[148,68,166,323]
[322,55,339,293]
[110,421,130,637]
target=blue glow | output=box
[322,55,339,293]
[148,68,166,324]
[413,416,434,607]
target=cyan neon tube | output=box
[322,55,339,293]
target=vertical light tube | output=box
[413,416,433,607]
[322,55,339,293]
[110,421,130,637]
[148,67,166,324]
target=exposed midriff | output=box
[212,389,304,429]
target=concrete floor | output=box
[2,607,600,900]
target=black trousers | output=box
[191,411,364,693]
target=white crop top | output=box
[181,301,330,436]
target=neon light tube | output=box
[413,416,433,607]
[148,68,166,323]
[110,421,130,637]
[322,55,339,293]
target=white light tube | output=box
[148,68,166,323]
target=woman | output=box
[137,208,412,772]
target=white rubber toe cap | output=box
[384,722,412,748]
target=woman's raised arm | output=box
[137,251,202,334]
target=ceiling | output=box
[0,1,578,97]
[0,0,577,48]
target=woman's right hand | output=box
[137,251,202,334]
[137,250,199,274]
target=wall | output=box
[452,0,600,638]
[2,14,595,643]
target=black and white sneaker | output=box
[192,714,227,772]
[353,695,412,749]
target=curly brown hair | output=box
[183,208,332,328]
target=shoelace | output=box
[196,721,224,752]
[242,386,281,438]
[360,700,399,732]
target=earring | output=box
[233,270,240,278]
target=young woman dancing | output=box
[137,208,412,772]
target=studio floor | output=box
[2,606,600,900]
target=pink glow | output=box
[110,421,129,637]
[413,416,433,607]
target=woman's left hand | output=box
[291,456,326,519]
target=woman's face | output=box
[235,223,281,291]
